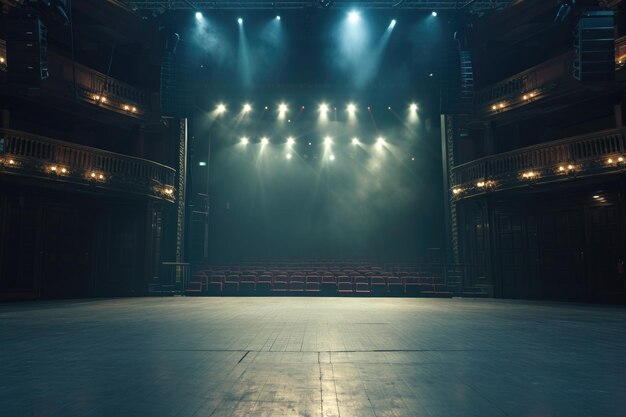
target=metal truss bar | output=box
[124,1,511,11]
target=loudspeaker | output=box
[6,18,49,85]
[441,41,474,115]
[574,11,615,82]
[160,38,194,118]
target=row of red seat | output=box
[186,274,447,295]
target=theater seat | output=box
[185,281,203,295]
[387,276,403,295]
[239,274,257,293]
[289,275,305,292]
[337,275,353,294]
[223,275,239,294]
[208,274,224,294]
[273,275,288,292]
[256,274,272,293]
[354,275,369,293]
[370,276,387,295]
[305,275,321,292]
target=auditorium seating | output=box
[185,261,452,297]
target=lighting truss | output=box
[123,1,512,11]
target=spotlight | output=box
[195,11,203,20]
[319,103,329,113]
[276,15,281,20]
[409,103,418,112]
[348,10,360,24]
[352,137,360,145]
[240,137,249,145]
[390,19,397,28]
[261,137,269,145]
[431,11,438,17]
[278,103,288,113]
[286,153,292,160]
[216,103,226,114]
[287,137,295,146]
[347,103,356,113]
[323,136,332,146]
[238,18,243,24]
[243,103,252,113]
[376,137,385,149]
[329,154,336,161]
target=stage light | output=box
[319,103,329,114]
[431,11,438,17]
[195,11,203,20]
[238,18,243,24]
[61,168,67,174]
[347,103,356,113]
[376,137,385,149]
[276,15,281,20]
[240,137,249,145]
[243,103,252,113]
[287,137,295,146]
[409,103,418,112]
[199,161,207,167]
[324,136,333,146]
[348,10,359,24]
[279,103,288,113]
[286,153,292,160]
[390,19,397,28]
[329,154,336,161]
[216,103,226,114]
[261,137,269,145]
[352,137,360,145]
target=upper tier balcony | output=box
[0,39,155,121]
[0,128,176,202]
[475,35,626,120]
[451,128,626,200]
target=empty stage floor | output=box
[1,298,625,417]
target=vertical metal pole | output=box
[176,118,188,292]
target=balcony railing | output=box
[0,128,176,202]
[0,39,152,118]
[451,128,626,198]
[475,52,574,114]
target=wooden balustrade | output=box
[0,128,175,201]
[452,128,626,194]
[0,39,150,116]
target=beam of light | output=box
[350,18,395,87]
[408,102,419,123]
[240,136,249,145]
[237,18,252,88]
[318,102,330,123]
[195,11,203,20]
[376,137,386,150]
[348,10,360,24]
[243,103,252,113]
[278,102,288,119]
[390,19,397,29]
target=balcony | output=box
[0,39,154,120]
[451,128,626,199]
[0,128,176,202]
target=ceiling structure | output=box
[122,0,513,11]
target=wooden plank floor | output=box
[1,297,625,416]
